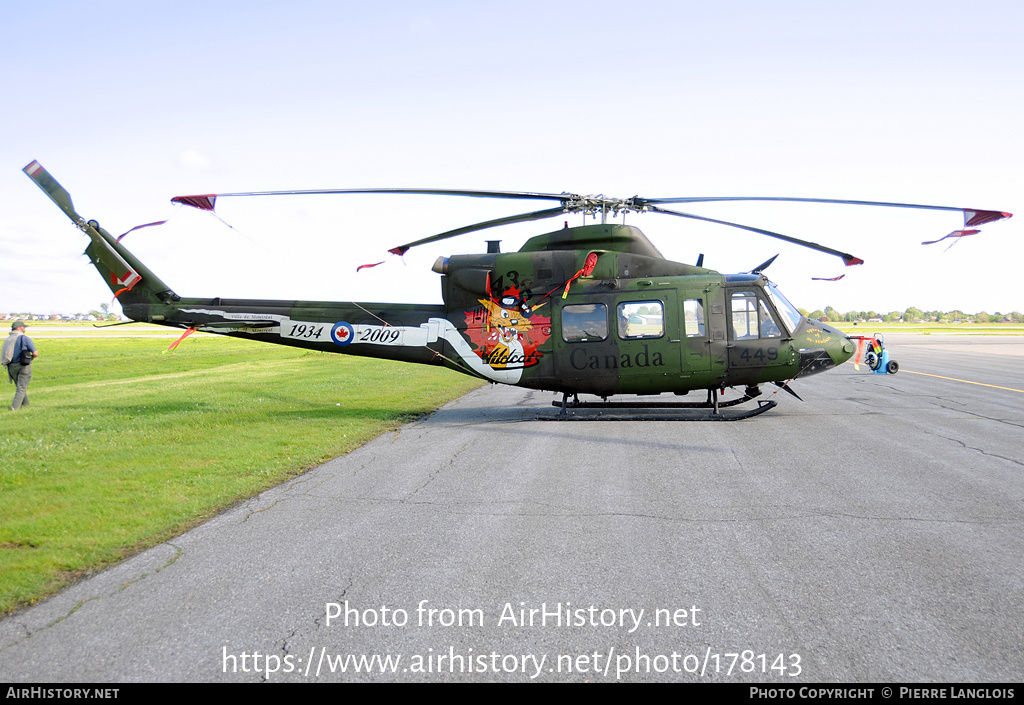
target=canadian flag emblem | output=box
[331,322,354,346]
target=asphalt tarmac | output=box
[2,334,1022,683]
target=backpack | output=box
[18,337,32,365]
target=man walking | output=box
[2,321,39,410]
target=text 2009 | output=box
[359,327,401,344]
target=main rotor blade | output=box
[174,187,575,203]
[750,254,779,274]
[388,207,567,255]
[649,206,864,266]
[640,196,1012,228]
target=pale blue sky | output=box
[3,0,1021,315]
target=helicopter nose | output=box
[795,323,856,378]
[832,327,856,364]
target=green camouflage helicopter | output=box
[23,161,1011,420]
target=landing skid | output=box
[538,390,778,421]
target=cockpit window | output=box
[765,282,803,334]
[731,291,784,340]
[759,299,782,338]
[731,292,759,340]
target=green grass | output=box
[0,334,482,615]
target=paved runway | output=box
[2,334,1022,682]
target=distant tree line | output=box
[3,303,120,322]
[797,306,1024,324]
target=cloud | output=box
[178,148,213,169]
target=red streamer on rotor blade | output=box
[171,195,217,211]
[168,194,241,234]
[964,210,1012,228]
[116,220,169,242]
[356,261,385,272]
[922,229,981,246]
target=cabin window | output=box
[683,299,705,338]
[562,303,608,342]
[617,301,664,340]
[730,291,783,339]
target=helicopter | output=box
[23,161,1011,420]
